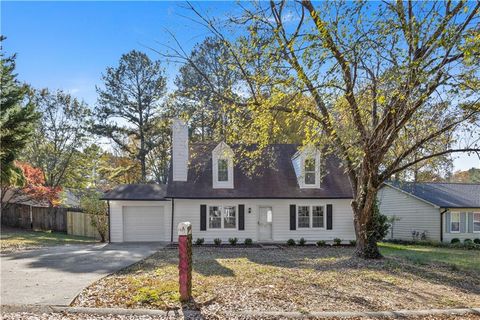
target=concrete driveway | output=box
[0,242,166,305]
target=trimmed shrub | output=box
[464,239,472,244]
[228,237,238,245]
[333,238,342,245]
[244,238,253,245]
[316,240,326,247]
[451,238,460,244]
[286,239,296,246]
[349,240,357,246]
[298,238,306,246]
[195,238,205,245]
[214,238,222,245]
[474,238,480,245]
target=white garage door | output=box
[123,206,164,241]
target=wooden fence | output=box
[67,211,104,240]
[1,203,69,232]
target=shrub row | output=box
[194,237,254,245]
[286,238,357,246]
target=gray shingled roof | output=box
[101,184,167,201]
[387,181,480,208]
[167,143,353,199]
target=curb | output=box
[1,305,479,319]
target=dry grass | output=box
[0,227,95,253]
[74,246,480,318]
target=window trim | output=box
[304,157,316,185]
[207,205,238,230]
[217,158,229,182]
[297,205,326,229]
[450,211,460,233]
[473,212,480,233]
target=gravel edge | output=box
[2,305,479,319]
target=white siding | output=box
[377,186,441,241]
[173,198,354,243]
[109,201,172,242]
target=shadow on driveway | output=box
[0,242,166,305]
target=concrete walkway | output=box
[0,242,165,305]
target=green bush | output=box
[194,238,204,245]
[286,239,296,246]
[451,238,460,244]
[349,240,356,246]
[228,237,238,245]
[464,239,472,244]
[316,240,326,246]
[333,238,342,245]
[298,238,306,246]
[474,238,480,245]
[214,238,222,245]
[244,238,253,245]
[133,287,160,304]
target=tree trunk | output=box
[352,185,382,259]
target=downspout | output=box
[107,200,111,243]
[171,198,175,243]
[440,208,448,243]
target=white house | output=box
[378,182,480,242]
[102,119,356,243]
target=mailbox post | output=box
[178,222,192,301]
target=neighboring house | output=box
[102,119,355,243]
[378,182,480,242]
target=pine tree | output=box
[0,36,39,188]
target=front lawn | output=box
[74,245,480,318]
[0,227,96,253]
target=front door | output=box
[258,207,273,241]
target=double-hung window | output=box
[474,212,480,233]
[298,206,310,228]
[208,205,237,229]
[218,159,229,182]
[209,206,222,229]
[304,158,316,185]
[223,206,236,228]
[312,206,324,228]
[298,205,325,228]
[450,212,460,233]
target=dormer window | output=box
[212,142,234,189]
[291,145,321,189]
[304,157,316,185]
[218,159,229,181]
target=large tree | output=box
[182,1,480,258]
[0,36,39,189]
[94,50,168,182]
[22,89,91,189]
[170,37,240,141]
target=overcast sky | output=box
[2,1,478,171]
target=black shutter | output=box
[290,204,296,230]
[326,204,333,230]
[238,205,245,230]
[200,205,207,231]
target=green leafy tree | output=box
[0,36,39,188]
[22,89,91,189]
[80,191,108,242]
[93,50,168,182]
[184,1,480,258]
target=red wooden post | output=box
[178,222,192,302]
